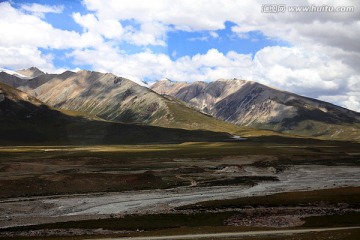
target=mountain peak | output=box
[29,67,41,71]
[16,67,45,78]
[157,78,175,85]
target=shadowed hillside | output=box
[0,82,232,145]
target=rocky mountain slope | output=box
[0,82,232,144]
[31,70,168,123]
[0,67,52,91]
[12,70,245,133]
[0,71,27,88]
[152,79,360,140]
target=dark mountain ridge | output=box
[0,82,232,145]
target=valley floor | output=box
[0,140,359,238]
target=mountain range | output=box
[1,67,360,143]
[152,79,360,140]
[0,81,231,144]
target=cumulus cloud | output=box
[0,2,103,71]
[0,2,87,50]
[0,45,54,71]
[83,0,241,31]
[73,12,124,40]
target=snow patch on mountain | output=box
[0,68,29,79]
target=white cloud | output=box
[83,0,242,31]
[319,94,360,112]
[231,0,360,55]
[80,0,258,45]
[342,95,360,112]
[209,31,219,38]
[0,2,104,71]
[70,47,253,85]
[0,2,87,49]
[253,46,348,94]
[0,45,55,72]
[72,11,166,46]
[73,13,124,39]
[20,3,64,18]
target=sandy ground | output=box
[0,165,359,229]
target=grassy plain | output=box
[0,137,359,238]
[0,138,359,198]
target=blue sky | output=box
[0,0,359,111]
[9,1,285,69]
[167,26,287,60]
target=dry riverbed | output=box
[1,143,360,238]
[0,165,359,230]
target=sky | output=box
[0,0,359,112]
